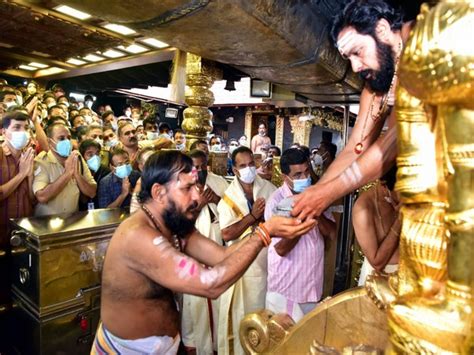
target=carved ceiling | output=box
[0,0,424,105]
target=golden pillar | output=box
[182,54,215,149]
[275,114,285,151]
[289,115,312,146]
[387,2,474,353]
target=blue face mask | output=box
[291,176,311,193]
[55,139,72,157]
[114,164,132,179]
[86,155,100,172]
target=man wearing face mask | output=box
[97,149,140,210]
[33,123,96,216]
[86,125,109,167]
[79,107,94,125]
[311,141,337,177]
[181,149,229,354]
[216,146,276,355]
[0,111,35,249]
[264,148,336,322]
[0,90,19,109]
[78,140,111,210]
[174,129,186,151]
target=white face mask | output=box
[9,131,29,150]
[211,144,221,152]
[16,96,23,106]
[238,166,257,184]
[94,138,103,146]
[5,101,16,109]
[147,131,159,140]
[105,139,118,148]
[229,145,238,154]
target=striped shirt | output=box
[264,182,330,303]
[0,143,34,250]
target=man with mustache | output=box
[91,151,315,354]
[293,0,413,219]
[117,122,173,170]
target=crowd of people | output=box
[0,78,342,354]
[0,0,410,352]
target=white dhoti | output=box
[358,257,399,286]
[91,322,180,355]
[217,176,276,355]
[181,173,228,354]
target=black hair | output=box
[0,90,16,102]
[79,139,101,156]
[84,94,94,102]
[331,0,403,45]
[139,151,193,203]
[258,121,267,129]
[319,141,338,160]
[231,146,253,166]
[143,117,158,128]
[381,163,397,191]
[1,111,29,129]
[56,95,69,102]
[101,110,114,120]
[188,149,207,162]
[46,122,69,138]
[87,125,103,134]
[76,126,89,142]
[174,128,185,136]
[110,148,129,166]
[298,145,311,160]
[280,148,308,175]
[189,139,208,151]
[45,116,67,128]
[158,122,170,133]
[268,145,281,156]
[47,105,65,116]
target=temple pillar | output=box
[289,115,311,146]
[182,54,216,149]
[275,114,285,151]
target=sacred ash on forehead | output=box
[337,30,357,57]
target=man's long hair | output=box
[330,0,403,44]
[139,150,193,203]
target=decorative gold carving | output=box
[239,309,294,354]
[310,108,344,132]
[271,156,283,188]
[386,1,474,353]
[289,115,312,146]
[275,115,285,150]
[182,54,215,148]
[209,151,228,176]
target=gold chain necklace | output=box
[141,204,181,251]
[354,41,403,155]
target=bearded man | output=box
[293,0,413,219]
[91,151,315,354]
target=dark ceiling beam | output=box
[42,48,175,81]
[0,48,75,70]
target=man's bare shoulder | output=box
[353,186,376,211]
[113,212,159,248]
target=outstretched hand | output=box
[291,182,332,221]
[263,215,317,239]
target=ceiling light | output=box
[54,5,92,20]
[103,24,136,35]
[140,38,169,48]
[102,49,126,58]
[118,44,148,54]
[29,62,48,69]
[19,65,36,71]
[83,54,105,62]
[67,58,86,65]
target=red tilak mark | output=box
[178,259,187,268]
[189,263,196,276]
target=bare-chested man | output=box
[352,165,400,285]
[293,0,413,219]
[251,122,271,155]
[91,151,315,354]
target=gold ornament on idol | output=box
[354,41,403,155]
